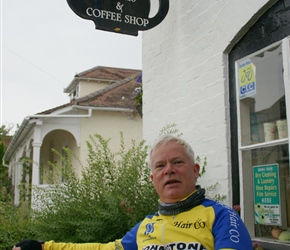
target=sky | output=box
[0,0,142,134]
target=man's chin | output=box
[162,192,183,203]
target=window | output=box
[235,39,290,243]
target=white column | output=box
[31,142,41,185]
[13,160,22,205]
[31,120,43,206]
[25,148,32,186]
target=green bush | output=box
[0,143,13,202]
[30,133,158,243]
[0,200,35,250]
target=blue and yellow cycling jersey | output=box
[45,199,252,250]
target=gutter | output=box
[71,105,131,113]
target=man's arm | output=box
[13,240,120,250]
[44,240,118,250]
[212,203,253,250]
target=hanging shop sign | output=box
[253,164,281,226]
[66,0,169,36]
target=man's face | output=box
[150,142,200,203]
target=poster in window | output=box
[253,164,281,225]
[239,59,256,99]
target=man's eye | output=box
[155,164,164,169]
[174,160,183,165]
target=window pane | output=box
[242,144,290,238]
[237,44,288,146]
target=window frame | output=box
[234,37,290,246]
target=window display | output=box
[236,40,290,245]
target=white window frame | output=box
[235,37,290,241]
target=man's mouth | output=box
[165,180,180,186]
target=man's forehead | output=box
[152,146,187,160]
[154,155,185,162]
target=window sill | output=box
[252,237,290,250]
[240,138,288,151]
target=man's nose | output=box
[164,162,175,174]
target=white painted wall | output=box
[142,0,275,204]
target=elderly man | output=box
[14,135,252,250]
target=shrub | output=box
[0,200,34,250]
[30,133,158,243]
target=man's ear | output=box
[193,163,200,176]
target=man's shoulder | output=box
[201,199,233,212]
[201,198,220,207]
[143,211,159,220]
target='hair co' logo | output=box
[194,218,206,229]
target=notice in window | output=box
[253,164,281,225]
[239,59,256,99]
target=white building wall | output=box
[143,0,275,204]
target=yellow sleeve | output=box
[44,240,123,250]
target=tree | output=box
[0,126,34,250]
[0,125,13,139]
[0,125,13,202]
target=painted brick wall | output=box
[142,0,275,204]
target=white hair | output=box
[149,135,195,169]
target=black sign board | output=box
[66,0,169,36]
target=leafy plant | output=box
[122,72,143,118]
[30,132,158,243]
[0,145,13,203]
[18,157,32,205]
[0,200,34,250]
[158,123,183,138]
[132,72,142,105]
